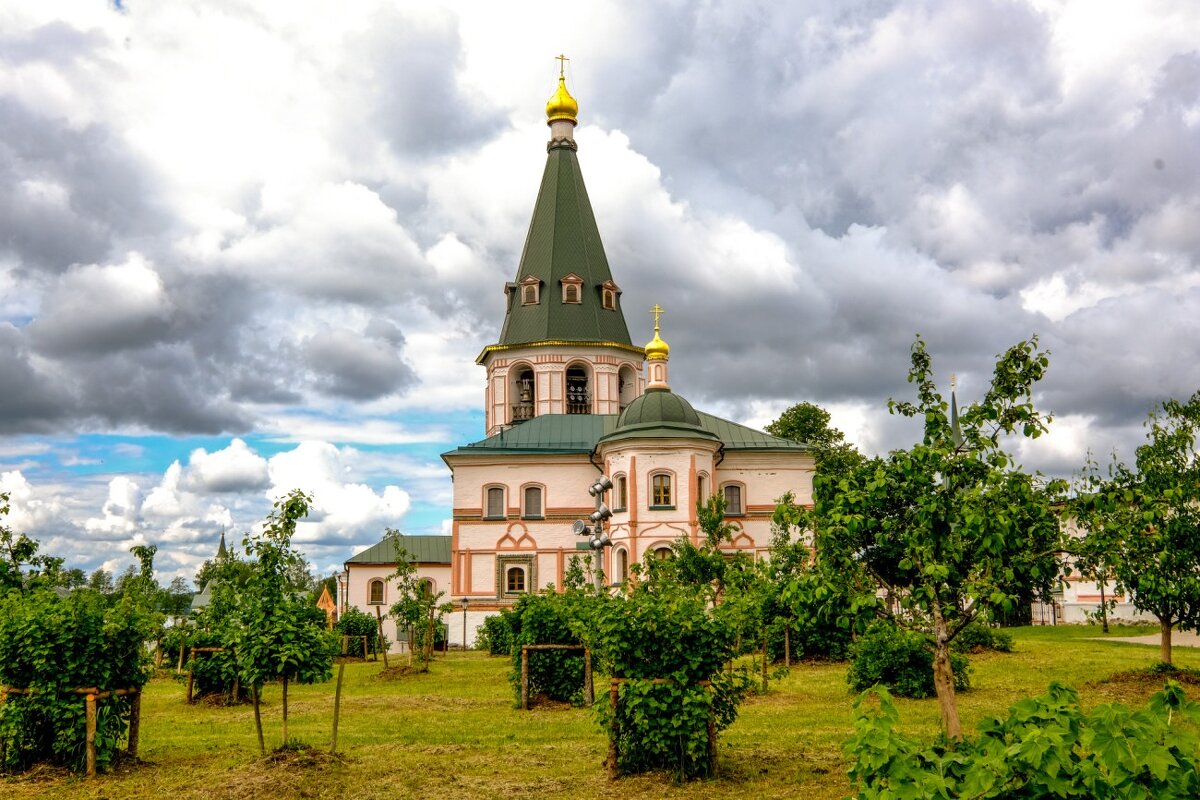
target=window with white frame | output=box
[486,486,505,518]
[506,566,527,593]
[523,485,543,519]
[615,475,628,511]
[368,578,384,605]
[650,472,673,508]
[723,483,744,515]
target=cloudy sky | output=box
[3,0,1198,584]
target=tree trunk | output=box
[1161,618,1173,665]
[1099,579,1109,633]
[930,608,963,740]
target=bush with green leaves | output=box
[476,610,514,655]
[507,591,585,704]
[585,587,750,780]
[951,621,1014,654]
[847,621,970,699]
[847,680,1200,798]
[0,589,156,773]
[335,607,386,656]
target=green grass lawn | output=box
[5,625,1199,800]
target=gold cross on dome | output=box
[556,54,570,77]
[650,303,664,329]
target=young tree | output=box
[385,529,449,671]
[236,490,334,748]
[1074,393,1200,664]
[818,337,1065,738]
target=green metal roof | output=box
[345,534,452,565]
[494,145,633,347]
[443,407,809,458]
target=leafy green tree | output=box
[235,490,335,748]
[1074,393,1200,664]
[818,337,1065,738]
[0,493,66,593]
[765,494,879,661]
[384,529,450,671]
[87,568,115,596]
[766,401,865,480]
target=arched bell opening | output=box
[566,363,591,414]
[510,366,535,423]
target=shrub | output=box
[335,607,387,656]
[476,611,514,655]
[587,589,749,780]
[508,592,584,704]
[847,680,1200,798]
[847,621,970,699]
[0,589,156,773]
[951,621,1014,654]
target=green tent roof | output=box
[345,534,452,565]
[494,145,633,348]
[443,409,808,459]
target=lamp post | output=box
[461,597,470,650]
[574,475,614,590]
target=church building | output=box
[342,68,815,648]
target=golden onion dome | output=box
[644,328,670,361]
[546,76,579,124]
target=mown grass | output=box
[4,625,1199,800]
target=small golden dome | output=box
[645,304,670,361]
[645,329,669,360]
[546,76,578,124]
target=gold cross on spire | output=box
[650,303,664,330]
[555,54,570,78]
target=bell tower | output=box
[477,59,645,434]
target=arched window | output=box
[697,473,709,504]
[614,475,628,511]
[616,548,629,582]
[723,483,744,515]
[523,485,543,519]
[564,284,580,303]
[511,366,535,422]
[652,545,673,560]
[618,365,637,410]
[521,279,540,305]
[368,579,384,605]
[650,473,673,508]
[602,288,616,310]
[506,566,527,593]
[486,486,505,518]
[566,365,590,414]
[419,579,435,598]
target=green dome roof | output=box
[598,388,719,445]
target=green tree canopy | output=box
[817,336,1065,738]
[1074,392,1200,664]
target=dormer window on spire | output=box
[601,280,620,311]
[561,273,583,304]
[520,276,541,306]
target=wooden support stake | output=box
[583,648,594,706]
[761,636,769,694]
[186,668,195,704]
[375,606,389,669]
[253,684,265,755]
[127,691,141,758]
[330,662,345,756]
[85,693,97,777]
[607,680,620,780]
[520,646,530,710]
[281,675,289,746]
[784,624,791,668]
[177,641,186,673]
[362,634,369,661]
